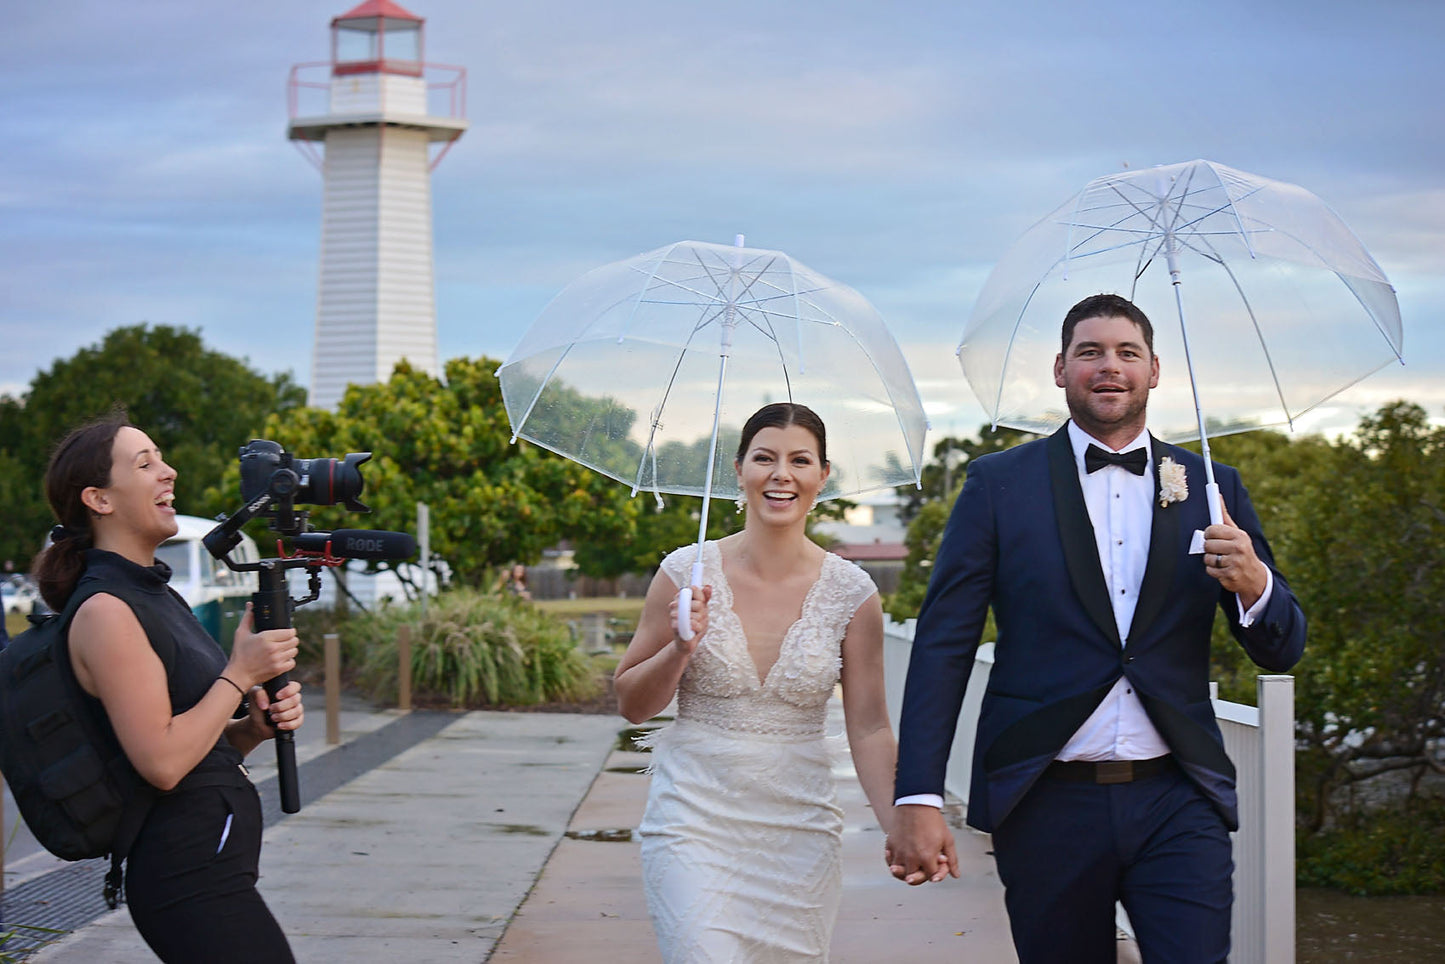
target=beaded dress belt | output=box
[1045,755,1173,785]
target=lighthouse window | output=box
[336,25,379,64]
[383,23,421,63]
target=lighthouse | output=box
[288,0,467,410]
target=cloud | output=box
[1,0,1440,433]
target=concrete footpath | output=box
[23,698,1139,963]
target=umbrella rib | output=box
[618,243,686,343]
[504,341,579,443]
[990,278,1050,429]
[628,344,696,497]
[1205,241,1296,430]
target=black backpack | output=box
[0,580,172,906]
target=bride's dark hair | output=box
[735,403,827,465]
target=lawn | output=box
[534,596,645,624]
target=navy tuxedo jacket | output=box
[894,426,1306,833]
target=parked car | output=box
[2,574,40,616]
[154,515,261,648]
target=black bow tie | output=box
[1085,444,1148,476]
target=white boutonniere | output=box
[1158,457,1188,507]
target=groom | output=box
[888,294,1306,962]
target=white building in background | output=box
[288,0,467,410]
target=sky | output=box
[3,0,1442,443]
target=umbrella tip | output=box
[735,234,745,248]
[509,434,518,444]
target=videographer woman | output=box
[33,417,303,963]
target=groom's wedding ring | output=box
[1214,553,1224,568]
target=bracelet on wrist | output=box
[217,675,247,698]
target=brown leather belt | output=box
[1045,755,1173,785]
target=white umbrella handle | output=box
[1206,481,1223,527]
[675,561,705,641]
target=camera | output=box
[238,439,372,533]
[203,438,415,816]
[203,439,414,582]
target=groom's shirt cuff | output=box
[1236,567,1274,627]
[894,794,943,809]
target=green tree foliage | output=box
[237,357,636,589]
[1275,403,1442,834]
[0,325,304,569]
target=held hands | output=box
[669,585,713,655]
[227,603,300,691]
[887,805,959,886]
[1202,499,1268,607]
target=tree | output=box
[0,325,305,569]
[237,357,637,590]
[1269,403,1444,832]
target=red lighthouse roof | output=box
[334,0,422,23]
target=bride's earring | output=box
[809,496,818,513]
[736,495,746,514]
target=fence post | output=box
[397,624,412,711]
[324,633,341,746]
[1258,675,1296,963]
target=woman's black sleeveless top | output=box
[78,548,243,775]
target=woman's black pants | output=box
[125,770,294,963]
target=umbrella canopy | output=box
[960,159,1404,443]
[499,239,928,505]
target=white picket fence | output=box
[881,617,1296,964]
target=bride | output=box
[614,402,901,962]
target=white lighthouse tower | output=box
[288,0,467,410]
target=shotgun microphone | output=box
[293,529,417,560]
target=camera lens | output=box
[295,452,370,508]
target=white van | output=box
[155,514,261,647]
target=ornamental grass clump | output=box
[348,588,600,708]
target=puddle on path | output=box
[1297,888,1445,962]
[565,828,635,843]
[488,823,550,836]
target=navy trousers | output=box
[126,773,294,963]
[990,764,1233,964]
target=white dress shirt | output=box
[1056,423,1171,761]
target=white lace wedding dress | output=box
[638,541,879,963]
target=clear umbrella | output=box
[960,159,1404,525]
[500,236,928,635]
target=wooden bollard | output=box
[397,624,412,711]
[324,633,341,746]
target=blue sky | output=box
[3,0,1441,440]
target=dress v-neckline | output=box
[710,542,832,690]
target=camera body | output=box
[238,439,372,535]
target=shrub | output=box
[1297,798,1445,895]
[343,588,601,708]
